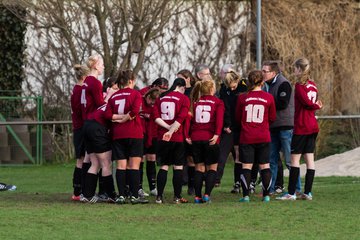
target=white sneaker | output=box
[276,193,296,201]
[138,188,149,197]
[150,188,158,196]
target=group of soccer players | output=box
[70,54,322,204]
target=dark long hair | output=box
[160,78,186,98]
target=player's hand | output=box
[224,127,231,134]
[185,138,192,145]
[316,100,323,109]
[209,135,219,145]
[162,132,172,142]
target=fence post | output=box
[36,96,43,165]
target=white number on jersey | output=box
[307,90,317,103]
[245,104,265,123]
[115,99,126,114]
[80,89,86,108]
[161,102,175,120]
[195,105,211,123]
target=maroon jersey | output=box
[153,91,190,142]
[81,76,105,120]
[140,97,158,146]
[104,87,143,139]
[139,86,151,96]
[71,84,84,130]
[187,95,224,142]
[92,103,110,128]
[235,90,276,144]
[293,80,320,135]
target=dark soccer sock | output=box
[116,169,126,197]
[250,164,259,183]
[205,170,217,196]
[84,173,98,198]
[173,169,183,198]
[276,159,284,188]
[260,168,272,196]
[240,168,251,197]
[288,167,300,195]
[304,169,315,194]
[81,162,91,193]
[188,166,195,189]
[98,169,105,195]
[156,169,168,197]
[146,161,157,191]
[128,169,140,198]
[139,162,144,189]
[234,162,242,184]
[73,167,82,196]
[194,170,204,198]
[102,174,116,199]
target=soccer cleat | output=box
[155,196,163,204]
[202,194,211,203]
[150,188,158,196]
[80,195,99,203]
[130,196,149,204]
[239,196,250,202]
[138,188,149,198]
[98,193,116,203]
[173,197,189,204]
[0,183,16,191]
[301,192,313,201]
[275,186,285,194]
[115,196,127,204]
[276,193,296,201]
[230,182,241,194]
[71,195,82,201]
[262,195,270,202]
[194,196,203,204]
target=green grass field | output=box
[0,163,359,240]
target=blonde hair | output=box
[294,57,310,84]
[73,64,89,81]
[86,54,102,69]
[224,71,240,88]
[189,80,215,114]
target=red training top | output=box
[153,91,190,142]
[104,87,143,139]
[293,80,320,135]
[235,90,276,144]
[71,84,84,130]
[186,95,224,143]
[81,76,105,120]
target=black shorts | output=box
[112,138,143,160]
[157,141,185,166]
[191,141,219,165]
[232,129,240,145]
[83,120,111,154]
[291,133,318,154]
[73,127,85,159]
[144,137,157,155]
[184,141,193,157]
[239,143,270,164]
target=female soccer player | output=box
[81,55,115,203]
[153,78,190,204]
[70,64,89,201]
[277,57,323,201]
[185,80,224,203]
[235,70,276,202]
[139,88,161,197]
[104,69,148,204]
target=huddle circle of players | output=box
[70,56,322,204]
